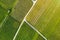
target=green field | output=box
[0,16,20,40]
[0,0,18,9]
[10,0,33,22]
[0,0,60,40]
[15,22,44,40]
[0,0,34,40]
[26,0,60,40]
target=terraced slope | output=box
[26,0,60,40]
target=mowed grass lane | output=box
[15,22,44,40]
[0,6,8,25]
[26,0,60,40]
